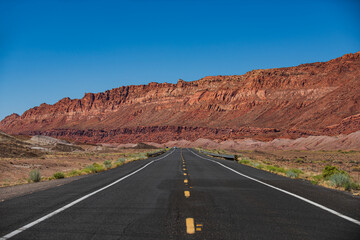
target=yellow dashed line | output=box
[186,218,195,234]
[184,191,190,198]
[184,179,188,184]
[196,227,202,231]
[184,173,187,176]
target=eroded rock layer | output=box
[1,52,359,143]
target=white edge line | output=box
[0,149,175,240]
[188,149,360,226]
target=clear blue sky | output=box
[0,0,359,120]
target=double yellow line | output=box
[181,149,202,234]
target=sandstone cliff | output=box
[1,52,359,143]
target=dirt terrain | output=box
[234,149,360,183]
[0,132,158,187]
[0,149,150,187]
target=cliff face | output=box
[1,52,359,143]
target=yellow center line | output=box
[184,179,188,184]
[184,191,190,198]
[186,218,195,234]
[184,173,187,176]
[196,223,202,232]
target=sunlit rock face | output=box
[1,52,359,143]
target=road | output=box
[0,148,359,239]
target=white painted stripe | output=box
[188,149,360,226]
[0,149,174,239]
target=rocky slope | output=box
[1,52,359,143]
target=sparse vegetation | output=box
[103,160,112,169]
[66,169,82,177]
[115,157,126,166]
[286,168,303,178]
[329,173,350,189]
[265,165,286,174]
[238,158,250,165]
[1,134,165,187]
[53,172,65,179]
[209,148,360,194]
[83,163,105,173]
[322,165,346,179]
[29,169,41,182]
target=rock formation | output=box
[1,52,359,144]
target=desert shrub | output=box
[350,182,360,190]
[116,157,126,163]
[67,169,81,177]
[329,173,350,189]
[115,158,126,166]
[92,163,105,172]
[250,162,259,168]
[83,163,104,173]
[286,168,303,178]
[322,165,346,179]
[53,172,65,179]
[238,158,250,165]
[82,165,95,174]
[103,160,112,169]
[310,175,322,185]
[136,153,147,160]
[256,164,265,170]
[310,180,319,185]
[140,153,147,158]
[29,169,41,182]
[286,171,297,178]
[295,158,305,163]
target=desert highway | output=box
[0,148,359,239]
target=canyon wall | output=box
[1,52,359,143]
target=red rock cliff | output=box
[1,52,359,143]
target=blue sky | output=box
[0,0,359,120]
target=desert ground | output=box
[0,132,159,187]
[198,147,360,194]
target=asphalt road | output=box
[0,148,359,239]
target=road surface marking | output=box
[196,227,202,231]
[186,218,195,234]
[0,150,175,240]
[184,179,188,184]
[196,224,203,226]
[183,168,186,171]
[189,149,360,226]
[184,173,187,176]
[184,191,190,198]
